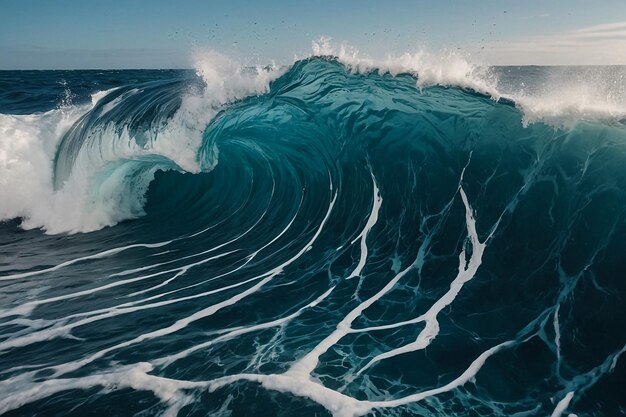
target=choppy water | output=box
[1,52,625,417]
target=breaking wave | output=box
[0,43,625,417]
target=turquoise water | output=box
[0,58,625,416]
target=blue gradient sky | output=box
[1,0,625,69]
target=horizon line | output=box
[2,63,626,71]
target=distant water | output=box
[1,51,625,417]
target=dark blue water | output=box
[0,59,625,417]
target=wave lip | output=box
[311,36,500,96]
[312,38,626,127]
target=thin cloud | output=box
[479,21,626,65]
[576,21,626,34]
[518,13,551,21]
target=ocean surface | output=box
[1,49,625,417]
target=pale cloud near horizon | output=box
[479,21,626,65]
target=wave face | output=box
[1,57,626,417]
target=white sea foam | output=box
[551,391,575,417]
[311,37,499,96]
[510,66,626,127]
[312,37,626,127]
[347,171,382,279]
[0,106,87,232]
[0,362,201,416]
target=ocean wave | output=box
[1,44,625,417]
[0,44,625,234]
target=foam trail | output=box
[0,249,241,321]
[372,340,517,409]
[0,241,171,281]
[551,391,575,417]
[357,187,485,374]
[0,363,203,415]
[154,286,335,368]
[347,171,382,279]
[554,306,562,367]
[209,372,370,417]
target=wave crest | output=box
[1,46,625,234]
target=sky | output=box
[0,0,625,69]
